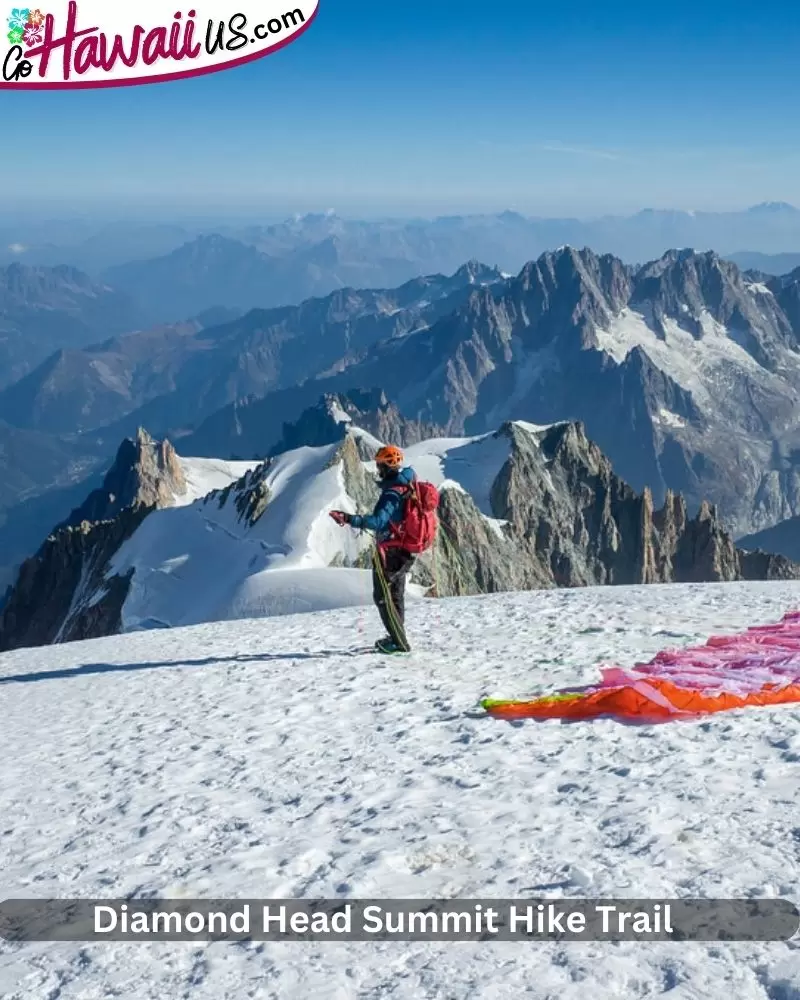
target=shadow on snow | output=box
[0,648,367,685]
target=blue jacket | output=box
[350,466,415,541]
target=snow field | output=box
[2,581,800,997]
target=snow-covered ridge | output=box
[594,307,790,413]
[106,430,522,633]
[110,442,369,631]
[175,457,261,506]
[745,280,774,297]
[5,412,792,654]
[654,408,687,429]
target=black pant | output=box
[372,547,415,648]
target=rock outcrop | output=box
[59,427,187,527]
[0,429,186,651]
[0,509,151,651]
[272,390,444,455]
[388,422,800,597]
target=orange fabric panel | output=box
[484,679,800,723]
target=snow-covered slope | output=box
[404,430,515,510]
[101,431,521,632]
[174,456,260,506]
[110,442,376,630]
[2,581,800,998]
[594,308,783,414]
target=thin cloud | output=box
[538,141,622,161]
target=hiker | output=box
[329,445,418,654]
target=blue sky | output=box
[5,0,800,217]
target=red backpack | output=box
[381,478,440,554]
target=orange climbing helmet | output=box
[375,444,404,470]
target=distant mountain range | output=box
[0,260,502,435]
[100,231,452,325]
[0,263,144,388]
[6,246,800,598]
[0,220,201,273]
[178,248,800,539]
[729,250,800,274]
[0,261,502,589]
[99,234,318,325]
[5,205,800,325]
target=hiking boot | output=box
[375,636,410,654]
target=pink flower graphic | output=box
[22,20,41,44]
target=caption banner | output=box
[0,898,798,942]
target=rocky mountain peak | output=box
[454,259,502,284]
[423,420,799,595]
[631,248,795,363]
[747,201,800,214]
[0,426,188,653]
[151,234,270,272]
[509,245,630,352]
[768,268,800,336]
[59,427,186,529]
[296,235,343,268]
[272,391,444,455]
[1,261,104,302]
[633,248,729,312]
[191,232,246,252]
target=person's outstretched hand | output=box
[329,510,351,526]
